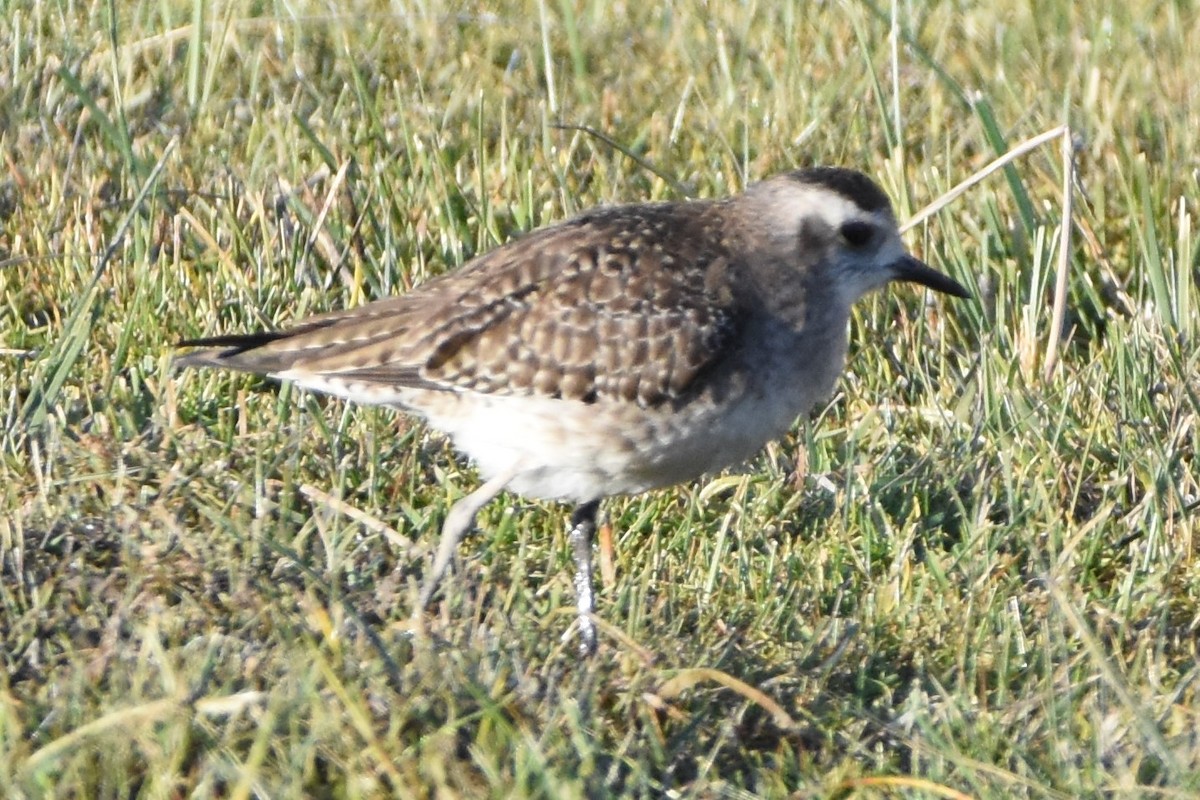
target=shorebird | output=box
[177,166,969,655]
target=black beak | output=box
[891,255,970,299]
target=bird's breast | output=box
[391,318,850,503]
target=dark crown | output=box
[788,167,892,214]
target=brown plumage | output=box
[177,167,969,655]
[178,202,744,408]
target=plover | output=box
[177,166,969,655]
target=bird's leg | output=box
[566,499,601,657]
[417,468,516,611]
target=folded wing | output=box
[177,202,745,408]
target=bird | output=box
[176,166,969,656]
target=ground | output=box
[1,1,1198,797]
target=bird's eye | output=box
[840,221,874,248]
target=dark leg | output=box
[567,500,601,657]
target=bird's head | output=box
[736,167,969,310]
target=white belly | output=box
[277,321,848,502]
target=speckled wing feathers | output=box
[179,201,745,408]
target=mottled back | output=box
[180,201,746,408]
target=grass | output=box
[2,0,1198,796]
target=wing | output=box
[177,201,745,408]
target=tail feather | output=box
[174,332,293,372]
[177,331,290,351]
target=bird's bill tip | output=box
[891,255,970,299]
